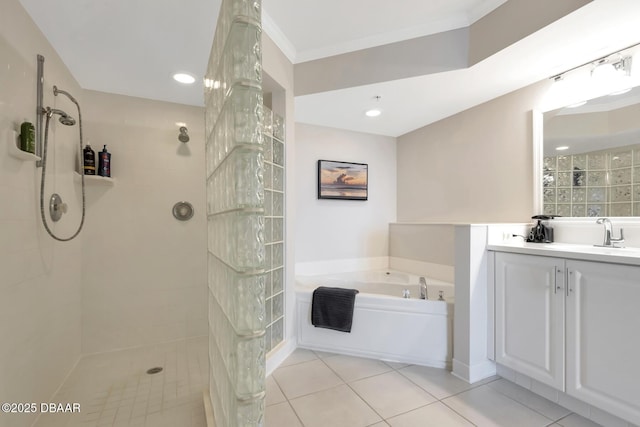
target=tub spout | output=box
[419,277,428,300]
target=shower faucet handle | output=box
[53,201,68,214]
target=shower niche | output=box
[73,172,115,186]
[7,130,41,161]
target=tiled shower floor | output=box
[34,337,208,427]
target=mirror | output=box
[540,85,640,217]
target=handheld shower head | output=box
[178,126,189,143]
[46,108,76,126]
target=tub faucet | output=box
[419,277,428,300]
[595,218,625,248]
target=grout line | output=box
[317,356,387,424]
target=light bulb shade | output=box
[591,56,633,96]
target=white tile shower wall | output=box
[0,2,83,426]
[80,90,207,354]
[294,123,397,264]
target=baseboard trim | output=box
[452,358,497,384]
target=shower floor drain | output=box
[146,367,163,375]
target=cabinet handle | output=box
[567,270,573,295]
[555,268,563,294]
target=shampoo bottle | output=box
[83,144,96,175]
[20,122,35,154]
[98,145,111,177]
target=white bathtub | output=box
[296,270,454,368]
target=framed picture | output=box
[317,160,368,200]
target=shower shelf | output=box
[73,172,116,186]
[7,130,40,161]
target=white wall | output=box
[388,223,455,282]
[397,81,550,223]
[80,90,207,353]
[295,123,397,264]
[0,2,83,426]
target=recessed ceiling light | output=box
[556,146,570,151]
[173,73,196,84]
[365,109,381,117]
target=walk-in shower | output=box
[36,54,86,241]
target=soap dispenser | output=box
[98,145,111,177]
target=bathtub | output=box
[296,270,454,368]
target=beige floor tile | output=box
[290,384,382,427]
[368,422,390,426]
[383,361,410,370]
[488,379,571,421]
[313,350,338,359]
[272,359,343,399]
[387,402,474,427]
[265,402,303,427]
[350,371,437,419]
[398,365,474,399]
[279,348,318,367]
[443,384,553,427]
[323,354,393,382]
[557,413,604,427]
[266,375,286,406]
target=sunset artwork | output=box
[318,160,368,200]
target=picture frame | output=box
[317,160,368,200]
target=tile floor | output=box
[266,349,608,427]
[28,342,622,427]
[33,336,208,427]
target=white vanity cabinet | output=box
[493,251,640,426]
[495,252,565,390]
[566,260,640,425]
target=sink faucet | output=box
[419,276,428,300]
[595,218,625,248]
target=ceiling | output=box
[18,0,640,137]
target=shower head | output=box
[46,107,76,126]
[178,126,189,143]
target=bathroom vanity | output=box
[488,243,640,426]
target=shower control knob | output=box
[49,193,67,222]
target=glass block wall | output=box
[204,0,266,425]
[263,107,285,353]
[543,144,640,217]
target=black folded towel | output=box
[311,286,359,333]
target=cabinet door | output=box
[566,260,640,426]
[495,252,565,390]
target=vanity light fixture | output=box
[550,45,637,102]
[591,55,632,95]
[173,72,196,84]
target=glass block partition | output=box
[543,143,640,217]
[263,107,285,353]
[204,0,266,425]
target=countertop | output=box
[487,241,640,266]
